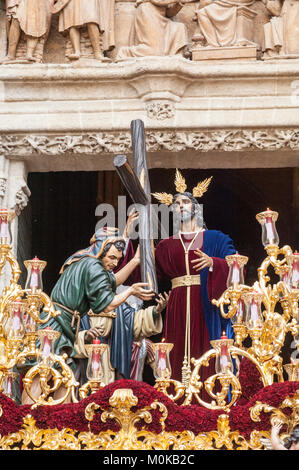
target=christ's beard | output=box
[179,210,195,222]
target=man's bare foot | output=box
[94,51,105,61]
[1,55,16,64]
[26,54,37,62]
[67,51,80,60]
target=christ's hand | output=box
[155,291,170,314]
[191,250,213,271]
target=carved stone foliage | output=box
[146,102,175,121]
[1,129,299,156]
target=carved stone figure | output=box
[263,0,299,59]
[52,0,115,61]
[193,0,257,48]
[117,0,189,59]
[2,0,53,64]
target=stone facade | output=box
[0,0,298,287]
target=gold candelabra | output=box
[0,207,298,411]
[154,208,299,409]
[0,210,82,406]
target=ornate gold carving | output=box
[151,192,173,206]
[192,176,213,198]
[250,391,299,433]
[0,414,81,450]
[174,169,187,193]
[2,391,295,450]
[80,388,169,450]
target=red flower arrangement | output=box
[0,377,298,441]
[237,357,264,404]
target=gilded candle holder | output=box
[24,258,47,294]
[153,342,173,380]
[256,209,279,248]
[210,337,234,375]
[85,343,108,393]
[284,360,299,381]
[37,328,60,367]
[1,370,19,398]
[225,253,248,289]
[232,323,248,348]
[0,209,16,246]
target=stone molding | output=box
[1,128,299,157]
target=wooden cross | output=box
[113,120,158,293]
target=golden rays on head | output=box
[152,169,213,206]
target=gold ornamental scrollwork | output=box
[22,352,79,408]
[0,414,81,450]
[81,388,169,450]
[0,389,298,450]
[182,345,268,409]
[250,390,299,433]
[154,378,185,402]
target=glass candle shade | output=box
[256,209,279,247]
[24,313,37,333]
[2,370,18,399]
[85,340,107,382]
[231,298,245,325]
[243,291,264,330]
[5,299,27,340]
[0,209,15,245]
[226,254,248,289]
[290,252,299,290]
[211,333,234,375]
[24,257,47,291]
[37,327,60,367]
[277,265,292,290]
[153,341,173,380]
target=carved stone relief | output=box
[1,0,53,64]
[146,102,175,121]
[1,129,299,157]
[116,1,189,59]
[1,0,297,64]
[14,183,31,215]
[263,0,299,59]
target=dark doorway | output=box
[24,172,99,293]
[22,168,298,295]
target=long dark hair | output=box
[99,240,126,259]
[172,192,207,232]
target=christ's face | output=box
[101,245,123,272]
[173,195,194,222]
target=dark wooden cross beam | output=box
[113,119,158,293]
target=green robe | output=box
[40,256,116,363]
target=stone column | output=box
[0,156,31,292]
[0,0,7,61]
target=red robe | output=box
[155,230,235,384]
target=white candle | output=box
[231,261,240,284]
[250,299,259,322]
[265,216,275,244]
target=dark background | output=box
[23,168,297,294]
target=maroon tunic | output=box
[155,231,230,386]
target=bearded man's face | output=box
[173,195,196,222]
